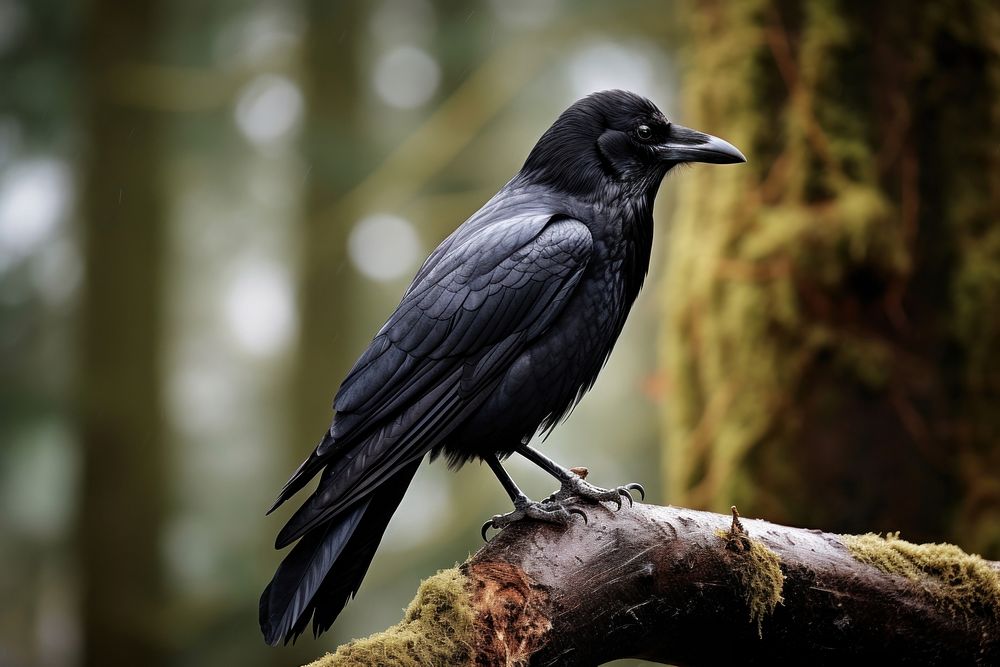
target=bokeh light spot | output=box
[234,74,303,147]
[373,46,440,109]
[0,158,71,267]
[567,42,655,101]
[223,260,296,356]
[348,214,421,282]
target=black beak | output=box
[657,123,746,165]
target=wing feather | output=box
[270,214,592,538]
[327,214,588,445]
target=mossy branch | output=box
[303,502,999,666]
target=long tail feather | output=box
[259,458,421,645]
[309,458,420,637]
[259,498,369,645]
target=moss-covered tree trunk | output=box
[77,0,168,664]
[662,0,999,555]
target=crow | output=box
[260,89,745,645]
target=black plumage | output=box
[260,89,745,645]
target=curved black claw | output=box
[554,475,647,512]
[481,497,587,541]
[626,482,645,501]
[611,483,647,509]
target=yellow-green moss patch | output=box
[717,528,785,635]
[842,532,1000,620]
[663,0,999,555]
[306,568,474,667]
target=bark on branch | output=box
[307,502,1000,666]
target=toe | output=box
[524,503,566,524]
[523,502,587,526]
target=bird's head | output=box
[521,89,746,197]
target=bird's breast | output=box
[530,255,629,377]
[443,214,650,462]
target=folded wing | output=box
[271,214,593,547]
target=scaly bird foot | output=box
[481,497,587,541]
[544,475,645,511]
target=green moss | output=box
[716,528,785,636]
[663,0,907,511]
[662,0,999,552]
[842,532,1000,619]
[306,568,474,667]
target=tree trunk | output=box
[292,1,368,467]
[304,502,1000,666]
[77,1,168,665]
[661,0,1000,555]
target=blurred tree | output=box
[285,4,371,656]
[291,1,367,500]
[662,0,998,556]
[0,1,78,665]
[77,0,169,665]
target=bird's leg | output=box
[515,442,645,510]
[486,452,526,504]
[481,454,585,540]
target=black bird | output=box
[260,89,745,645]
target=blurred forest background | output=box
[0,0,995,666]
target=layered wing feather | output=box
[272,214,593,547]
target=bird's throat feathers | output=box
[620,194,655,309]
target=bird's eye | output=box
[636,124,652,140]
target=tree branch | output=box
[307,502,1000,666]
